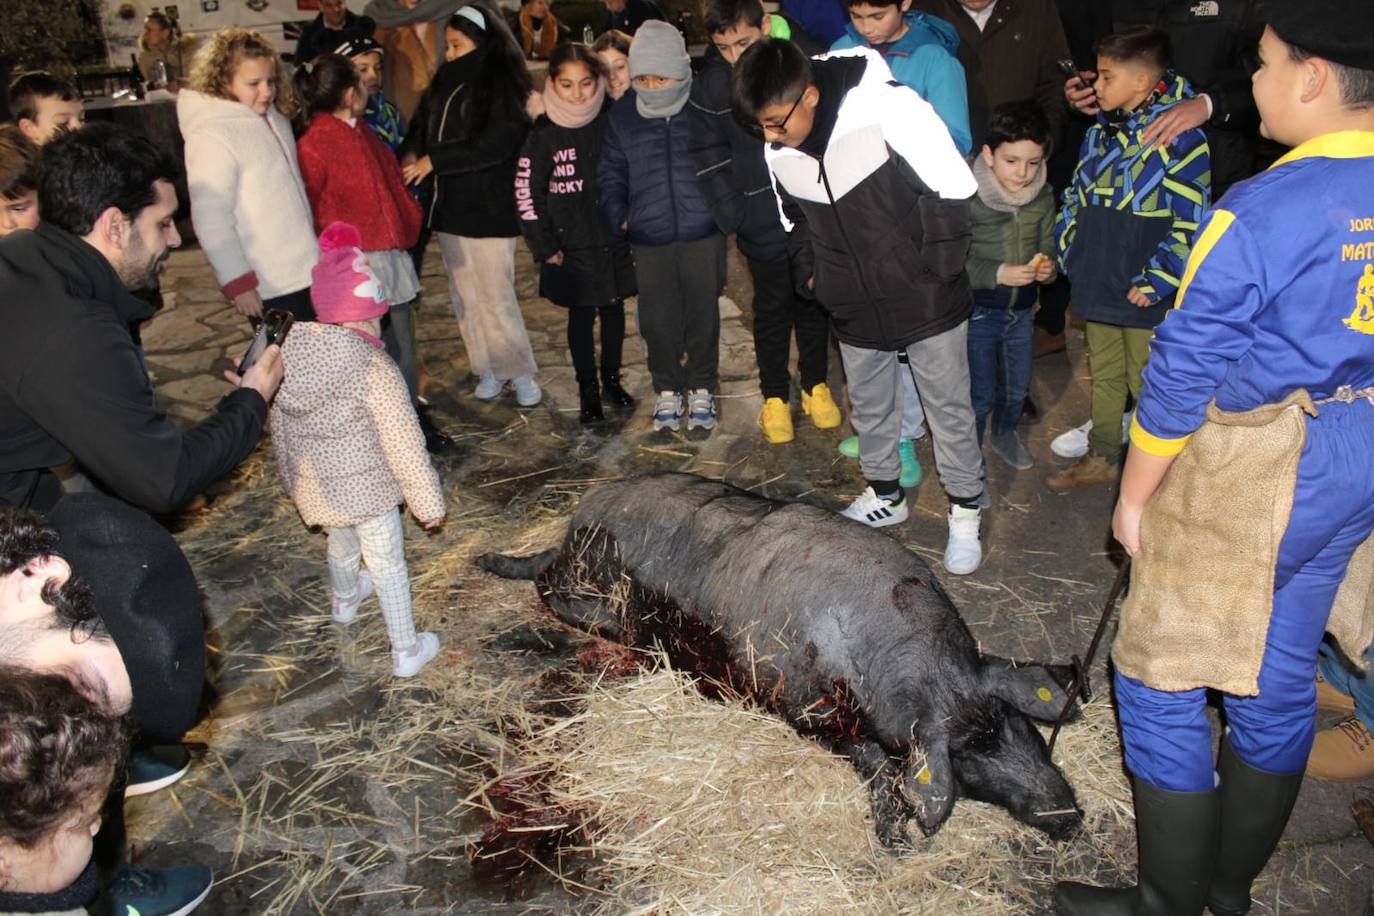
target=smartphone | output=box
[237,309,294,375]
[1057,57,1095,87]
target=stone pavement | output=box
[119,237,1373,914]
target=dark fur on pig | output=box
[478,473,1082,845]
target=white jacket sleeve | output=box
[877,82,977,201]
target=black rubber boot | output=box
[416,405,455,455]
[600,372,635,409]
[578,380,605,424]
[1054,777,1218,915]
[1206,739,1305,916]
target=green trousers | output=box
[1085,321,1155,461]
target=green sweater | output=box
[966,156,1056,309]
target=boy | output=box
[1056,3,1374,912]
[732,39,988,575]
[690,0,841,445]
[965,100,1056,470]
[334,36,405,152]
[1047,26,1210,493]
[0,125,40,237]
[8,72,85,146]
[600,22,726,433]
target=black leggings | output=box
[567,302,626,384]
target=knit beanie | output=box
[309,222,390,324]
[628,21,689,81]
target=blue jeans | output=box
[966,305,1033,443]
[1319,641,1374,732]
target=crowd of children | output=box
[3,0,1374,912]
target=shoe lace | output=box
[949,506,981,538]
[1337,716,1373,751]
[112,864,157,895]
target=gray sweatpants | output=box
[838,322,985,502]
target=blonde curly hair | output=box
[187,28,296,116]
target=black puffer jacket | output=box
[401,52,531,238]
[516,107,636,309]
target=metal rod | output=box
[1047,558,1132,755]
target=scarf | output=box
[634,76,691,119]
[519,9,558,58]
[543,77,606,129]
[972,154,1046,212]
[363,0,463,28]
[0,858,98,914]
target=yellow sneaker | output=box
[802,383,842,429]
[759,397,794,444]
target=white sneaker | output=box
[840,487,908,528]
[332,570,373,624]
[943,504,983,575]
[474,372,503,400]
[513,374,542,407]
[686,389,717,431]
[1051,419,1092,458]
[653,391,683,431]
[393,632,441,677]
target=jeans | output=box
[966,305,1034,443]
[1320,640,1374,733]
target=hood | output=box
[274,322,369,418]
[840,11,960,56]
[363,0,462,27]
[1101,70,1195,133]
[794,47,876,159]
[176,88,273,133]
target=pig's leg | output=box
[476,549,559,580]
[846,738,914,848]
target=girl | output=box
[591,29,632,100]
[517,43,636,424]
[180,29,319,323]
[400,3,542,406]
[292,54,454,453]
[271,222,446,679]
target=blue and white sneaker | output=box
[652,391,683,432]
[840,487,908,528]
[686,389,717,431]
[108,864,213,916]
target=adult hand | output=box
[223,343,284,403]
[420,517,443,530]
[232,288,264,318]
[1127,285,1153,307]
[402,155,433,185]
[997,263,1037,287]
[546,251,565,265]
[1065,73,1099,116]
[1142,96,1209,150]
[1112,496,1144,557]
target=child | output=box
[966,100,1056,469]
[518,0,561,60]
[691,0,840,446]
[400,4,542,407]
[271,222,446,679]
[1047,26,1211,492]
[517,43,636,424]
[0,669,129,910]
[733,40,988,575]
[1055,4,1374,912]
[592,30,633,101]
[333,35,406,151]
[599,21,726,432]
[0,125,40,238]
[180,28,320,322]
[7,72,84,146]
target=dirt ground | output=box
[118,236,1374,914]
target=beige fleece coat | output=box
[270,323,445,529]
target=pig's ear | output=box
[898,734,957,836]
[980,656,1077,723]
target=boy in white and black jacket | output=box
[732,39,988,575]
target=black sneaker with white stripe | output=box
[840,487,909,528]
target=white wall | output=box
[101,0,365,65]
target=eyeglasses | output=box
[747,92,804,140]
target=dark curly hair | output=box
[0,508,107,643]
[0,668,129,849]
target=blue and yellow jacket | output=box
[1131,131,1374,457]
[1055,71,1211,329]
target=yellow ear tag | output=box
[916,766,932,785]
[1037,687,1054,702]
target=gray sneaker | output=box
[988,429,1033,470]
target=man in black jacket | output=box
[600,0,666,36]
[0,123,282,513]
[295,0,376,64]
[689,0,839,445]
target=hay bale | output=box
[511,663,1133,913]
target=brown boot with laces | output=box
[1307,715,1374,781]
[1046,449,1120,492]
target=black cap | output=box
[1265,0,1374,71]
[333,35,385,59]
[48,494,205,741]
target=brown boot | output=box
[1316,673,1357,714]
[1046,450,1119,492]
[1307,715,1374,781]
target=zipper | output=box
[428,81,465,225]
[264,113,314,223]
[666,114,678,239]
[816,156,897,346]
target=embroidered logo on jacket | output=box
[1190,1,1220,16]
[1346,263,1374,334]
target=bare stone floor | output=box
[116,238,1374,914]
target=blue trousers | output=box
[966,305,1033,443]
[1116,398,1374,792]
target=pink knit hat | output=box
[310,222,390,324]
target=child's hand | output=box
[419,517,443,530]
[997,263,1037,287]
[402,155,433,185]
[806,276,815,291]
[546,251,564,265]
[231,289,264,318]
[1127,285,1153,307]
[1065,73,1099,116]
[1112,495,1144,557]
[1031,253,1055,282]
